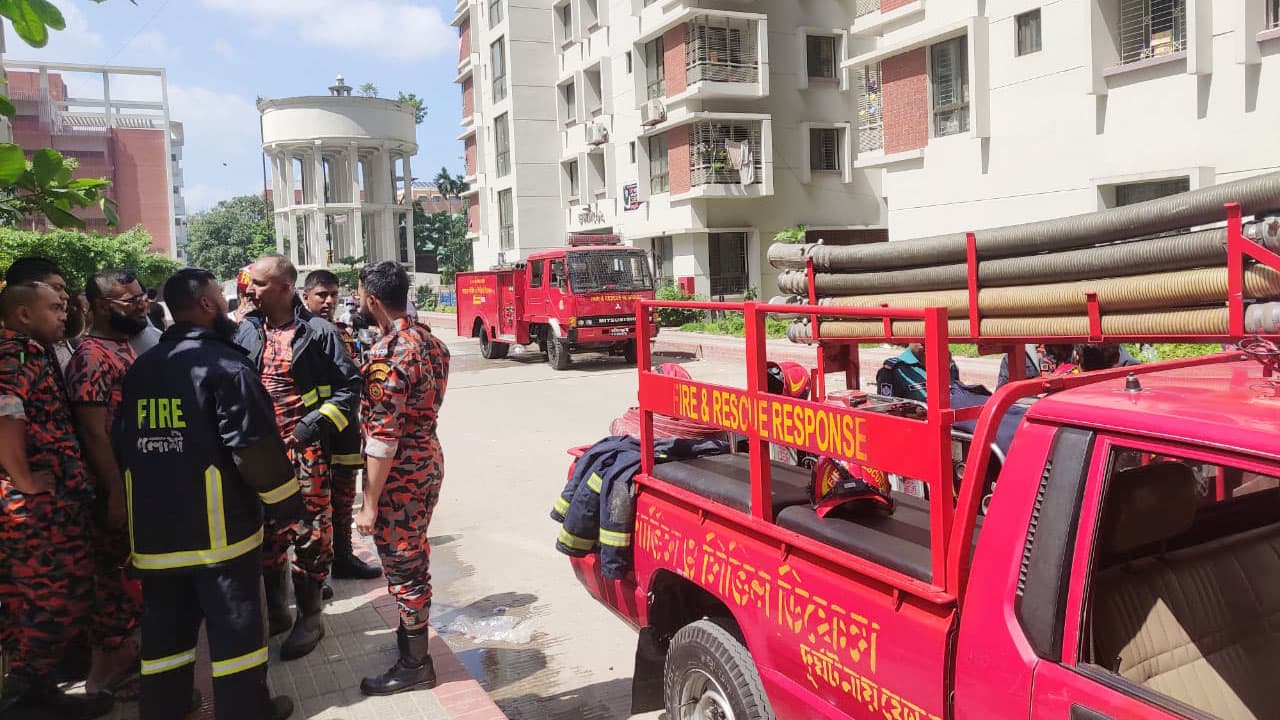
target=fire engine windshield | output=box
[567,250,654,293]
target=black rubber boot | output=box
[332,536,382,579]
[359,624,436,696]
[268,694,295,720]
[280,574,325,661]
[1,672,113,719]
[264,564,294,637]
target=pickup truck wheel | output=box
[547,336,572,370]
[480,332,509,360]
[665,619,774,720]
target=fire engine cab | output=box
[456,235,658,370]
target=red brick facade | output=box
[880,0,917,11]
[464,136,477,177]
[112,128,171,253]
[663,24,688,98]
[881,49,928,154]
[668,126,691,195]
[467,202,479,233]
[459,19,471,62]
[462,77,474,118]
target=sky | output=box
[7,0,465,212]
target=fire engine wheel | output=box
[623,340,638,365]
[664,619,775,720]
[480,332,509,359]
[547,337,572,370]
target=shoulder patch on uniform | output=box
[367,361,391,402]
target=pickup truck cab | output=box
[567,299,1280,720]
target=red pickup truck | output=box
[568,293,1280,720]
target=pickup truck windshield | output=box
[567,251,654,293]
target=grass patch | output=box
[679,316,790,339]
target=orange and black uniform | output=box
[362,317,450,627]
[113,323,302,720]
[0,329,94,681]
[64,335,144,654]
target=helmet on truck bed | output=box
[810,457,894,518]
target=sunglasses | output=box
[107,293,151,308]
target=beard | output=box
[108,311,149,336]
[213,314,240,342]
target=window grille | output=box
[810,128,840,172]
[646,37,666,99]
[494,114,511,177]
[857,63,883,152]
[649,134,669,194]
[930,36,969,137]
[491,39,507,103]
[708,232,748,296]
[1016,9,1042,56]
[1269,0,1280,28]
[855,0,879,18]
[806,35,837,80]
[690,122,762,187]
[489,0,503,28]
[686,17,759,84]
[1119,0,1186,64]
[498,189,514,250]
[1114,177,1189,207]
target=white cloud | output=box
[212,38,237,60]
[121,30,180,63]
[168,84,260,152]
[6,1,104,62]
[200,0,453,61]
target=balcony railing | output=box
[855,0,879,18]
[690,121,762,187]
[685,16,760,85]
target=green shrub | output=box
[655,284,704,326]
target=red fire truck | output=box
[456,236,658,370]
[566,205,1280,719]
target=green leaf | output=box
[23,0,63,31]
[0,95,14,118]
[32,148,61,186]
[102,198,119,227]
[68,177,110,190]
[0,144,27,184]
[40,203,83,229]
[2,0,51,47]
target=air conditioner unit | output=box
[586,121,609,145]
[640,99,667,127]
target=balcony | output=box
[642,11,769,104]
[679,116,772,200]
[452,0,474,27]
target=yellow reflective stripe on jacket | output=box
[211,646,268,678]
[205,466,227,549]
[259,478,300,505]
[141,648,196,676]
[318,402,348,431]
[301,388,320,407]
[332,453,363,467]
[552,497,570,515]
[557,529,595,551]
[317,385,333,399]
[599,529,632,547]
[132,528,264,571]
[586,473,603,493]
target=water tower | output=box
[259,75,419,271]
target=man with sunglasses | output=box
[64,269,151,701]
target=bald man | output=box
[236,255,361,661]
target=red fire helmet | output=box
[810,457,894,518]
[235,265,253,296]
[766,361,811,400]
[656,362,693,380]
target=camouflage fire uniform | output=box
[362,317,450,627]
[64,335,144,653]
[0,329,94,680]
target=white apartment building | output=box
[460,0,1280,298]
[456,0,567,271]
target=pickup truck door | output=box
[1030,434,1280,720]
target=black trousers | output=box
[139,549,273,720]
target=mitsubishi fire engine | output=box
[455,236,658,370]
[562,200,1280,720]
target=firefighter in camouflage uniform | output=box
[0,279,106,719]
[354,261,450,696]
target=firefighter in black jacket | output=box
[112,268,302,720]
[236,255,362,660]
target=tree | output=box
[332,255,366,290]
[0,1,123,229]
[433,167,468,200]
[396,92,427,125]
[0,226,178,291]
[184,195,277,280]
[358,82,379,98]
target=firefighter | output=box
[0,280,106,719]
[354,261,450,696]
[300,269,381,583]
[876,342,960,401]
[237,255,361,660]
[65,269,150,699]
[113,268,300,720]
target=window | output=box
[930,36,969,137]
[584,0,599,29]
[629,141,636,164]
[1119,0,1186,65]
[559,2,574,44]
[498,189,514,250]
[1016,9,1042,56]
[708,232,748,297]
[645,37,666,99]
[566,160,580,198]
[625,51,633,74]
[648,134,669,194]
[1113,177,1190,207]
[687,17,758,84]
[549,259,566,287]
[806,35,838,80]
[856,63,884,152]
[530,260,544,288]
[562,81,577,124]
[1270,0,1280,29]
[489,0,503,27]
[494,113,511,178]
[491,38,507,103]
[809,128,841,172]
[690,122,762,186]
